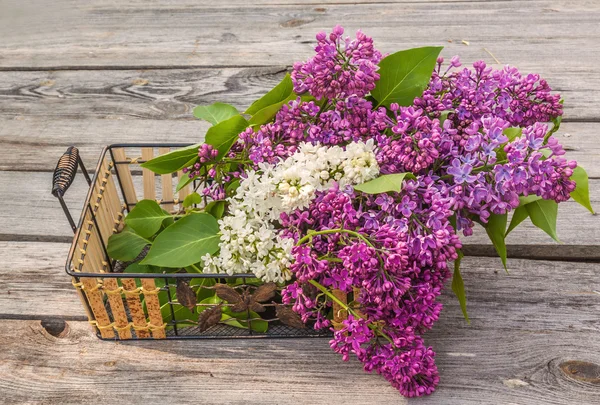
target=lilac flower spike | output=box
[197,26,574,398]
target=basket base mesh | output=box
[104,296,331,340]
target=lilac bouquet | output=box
[111,26,593,397]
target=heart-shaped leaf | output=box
[140,144,200,175]
[371,46,443,108]
[503,127,523,142]
[506,205,529,236]
[485,213,508,271]
[245,74,294,115]
[451,250,469,323]
[176,173,194,192]
[125,199,172,238]
[107,226,150,261]
[183,192,202,208]
[526,199,560,242]
[570,166,594,214]
[193,102,239,126]
[353,173,416,194]
[205,115,249,160]
[141,213,220,267]
[519,194,543,206]
[221,309,269,333]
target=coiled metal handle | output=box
[52,146,80,198]
[51,147,92,232]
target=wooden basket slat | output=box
[103,278,132,339]
[90,164,113,245]
[159,147,175,213]
[332,289,348,331]
[141,148,156,200]
[103,163,125,233]
[177,170,190,211]
[112,148,138,206]
[121,278,151,339]
[141,279,166,339]
[76,215,114,338]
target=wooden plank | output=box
[2,167,599,257]
[2,237,600,322]
[0,254,598,404]
[0,1,599,70]
[0,65,596,121]
[0,120,598,178]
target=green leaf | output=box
[451,250,469,323]
[225,178,240,197]
[205,115,249,160]
[222,309,268,333]
[371,46,443,108]
[183,192,202,208]
[570,166,594,214]
[353,173,416,194]
[161,282,217,327]
[141,213,220,267]
[503,127,522,142]
[525,199,560,242]
[506,205,529,236]
[545,108,563,141]
[107,227,150,261]
[205,200,226,219]
[439,109,453,126]
[125,199,172,239]
[176,173,194,192]
[485,213,508,271]
[245,74,294,115]
[140,144,200,175]
[248,94,295,126]
[519,194,543,206]
[193,102,239,126]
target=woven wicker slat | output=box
[141,148,156,200]
[141,279,166,339]
[112,148,138,206]
[159,147,175,213]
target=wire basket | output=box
[51,144,331,340]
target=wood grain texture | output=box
[3,170,598,258]
[0,251,598,404]
[0,65,596,120]
[0,0,598,402]
[1,120,597,177]
[1,1,599,72]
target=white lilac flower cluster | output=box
[202,140,379,282]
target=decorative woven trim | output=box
[88,320,166,332]
[73,280,162,296]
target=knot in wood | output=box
[559,360,600,384]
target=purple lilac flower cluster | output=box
[291,26,382,100]
[196,26,573,397]
[182,143,219,178]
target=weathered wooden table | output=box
[1,1,599,404]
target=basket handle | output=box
[51,147,92,233]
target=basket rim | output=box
[65,143,256,280]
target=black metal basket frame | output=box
[54,143,329,341]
